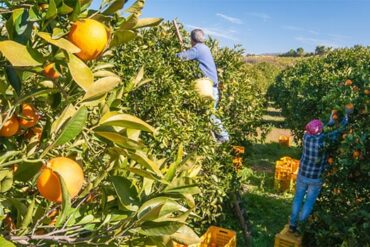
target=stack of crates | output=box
[173,226,236,247]
[274,224,302,247]
[274,157,300,192]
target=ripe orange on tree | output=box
[0,115,19,137]
[68,19,109,61]
[37,157,84,203]
[352,150,361,159]
[19,103,39,128]
[43,63,60,79]
[331,110,339,120]
[344,79,353,86]
[24,127,43,141]
[365,89,370,95]
[327,157,334,165]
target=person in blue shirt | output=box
[289,109,351,234]
[176,29,229,143]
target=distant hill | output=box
[244,55,301,68]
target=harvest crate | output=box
[274,225,302,247]
[274,157,300,192]
[278,135,290,147]
[174,226,236,247]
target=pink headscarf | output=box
[305,119,323,135]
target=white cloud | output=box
[247,12,271,22]
[282,25,304,31]
[216,13,243,24]
[186,24,240,42]
[295,36,339,47]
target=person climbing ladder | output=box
[175,28,230,143]
[288,108,351,234]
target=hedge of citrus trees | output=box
[109,22,267,231]
[0,0,207,245]
[269,47,370,246]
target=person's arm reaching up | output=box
[176,46,198,60]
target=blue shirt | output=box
[299,117,348,179]
[176,43,219,86]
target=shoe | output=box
[288,225,297,233]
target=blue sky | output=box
[92,0,370,54]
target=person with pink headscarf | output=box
[289,108,351,234]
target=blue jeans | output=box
[290,174,322,227]
[210,87,229,142]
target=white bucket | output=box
[193,78,215,100]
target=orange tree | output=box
[0,0,204,246]
[269,47,370,246]
[109,22,268,232]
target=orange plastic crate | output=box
[274,225,302,247]
[278,136,290,147]
[200,226,236,247]
[174,226,236,247]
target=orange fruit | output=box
[47,209,59,218]
[19,103,39,128]
[24,127,43,141]
[344,79,352,86]
[353,150,361,159]
[39,3,48,10]
[12,164,19,173]
[37,157,84,203]
[365,89,370,95]
[332,113,338,120]
[345,103,354,111]
[43,63,60,79]
[327,157,334,165]
[0,115,19,137]
[352,86,359,92]
[68,19,109,61]
[3,215,16,232]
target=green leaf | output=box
[38,32,80,53]
[110,30,136,47]
[119,13,139,31]
[70,0,81,21]
[135,221,184,237]
[0,236,16,247]
[0,41,42,67]
[45,0,58,20]
[56,173,72,226]
[20,197,35,230]
[51,104,77,134]
[5,67,22,94]
[53,106,88,146]
[14,161,43,182]
[103,0,127,15]
[164,177,200,195]
[99,111,155,132]
[126,0,144,14]
[93,70,118,78]
[129,151,163,178]
[164,144,184,182]
[127,167,165,182]
[110,176,139,211]
[79,0,93,11]
[67,53,94,91]
[7,8,33,44]
[170,225,200,245]
[138,197,187,220]
[58,2,74,15]
[134,18,163,29]
[94,130,145,150]
[82,76,121,101]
